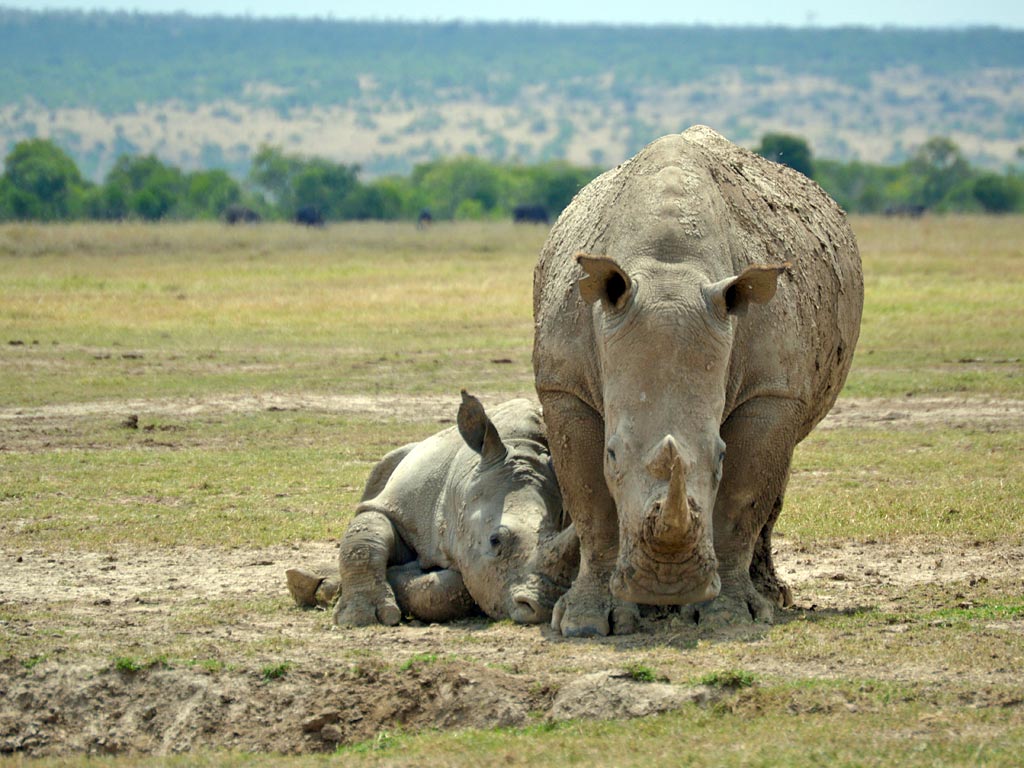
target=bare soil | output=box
[1,394,1022,758]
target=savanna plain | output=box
[0,216,1022,766]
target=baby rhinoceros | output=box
[292,392,578,627]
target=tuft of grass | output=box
[698,669,756,689]
[112,656,143,673]
[623,662,665,683]
[399,652,439,672]
[261,661,292,681]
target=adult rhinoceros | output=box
[289,392,578,626]
[533,125,863,637]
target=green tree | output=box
[249,145,361,220]
[512,161,598,220]
[411,157,503,220]
[971,173,1022,213]
[905,137,972,210]
[102,154,186,220]
[183,169,241,218]
[755,132,814,178]
[1,138,89,221]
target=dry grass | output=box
[1,217,1022,766]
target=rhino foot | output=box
[686,578,776,629]
[286,564,339,608]
[332,586,402,627]
[551,577,639,637]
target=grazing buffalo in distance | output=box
[514,205,550,225]
[294,205,325,227]
[417,209,433,228]
[884,204,926,217]
[223,204,261,224]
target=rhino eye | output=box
[489,526,512,555]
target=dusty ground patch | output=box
[1,395,1022,757]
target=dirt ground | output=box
[1,395,1022,757]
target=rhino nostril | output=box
[511,595,541,623]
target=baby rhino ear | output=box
[457,390,507,465]
[705,263,789,318]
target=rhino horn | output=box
[458,390,507,465]
[646,436,691,542]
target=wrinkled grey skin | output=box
[314,392,577,627]
[533,126,863,637]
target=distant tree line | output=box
[756,132,1024,214]
[4,12,1023,112]
[2,134,1023,224]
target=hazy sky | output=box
[5,0,1024,28]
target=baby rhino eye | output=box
[488,525,511,555]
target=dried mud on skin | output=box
[1,395,1023,757]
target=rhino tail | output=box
[361,442,420,501]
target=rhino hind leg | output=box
[704,396,802,626]
[749,496,794,609]
[387,563,478,623]
[333,510,405,627]
[286,562,340,608]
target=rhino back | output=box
[534,125,863,433]
[682,126,863,433]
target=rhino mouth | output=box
[611,533,720,606]
[610,566,720,606]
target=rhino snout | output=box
[507,578,562,624]
[509,592,547,624]
[610,566,721,607]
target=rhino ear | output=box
[577,253,633,311]
[458,390,507,465]
[705,262,789,319]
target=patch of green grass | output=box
[698,669,756,689]
[0,411,436,550]
[0,222,547,408]
[845,215,1024,398]
[261,661,292,681]
[784,425,1024,542]
[112,655,143,673]
[399,652,440,672]
[623,662,664,683]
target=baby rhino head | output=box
[454,391,578,624]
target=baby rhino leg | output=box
[387,564,478,623]
[285,562,339,608]
[333,511,403,627]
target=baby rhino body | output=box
[289,393,578,626]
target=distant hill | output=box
[2,9,1022,180]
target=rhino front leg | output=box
[540,391,638,637]
[702,396,801,626]
[333,510,404,627]
[386,563,478,623]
